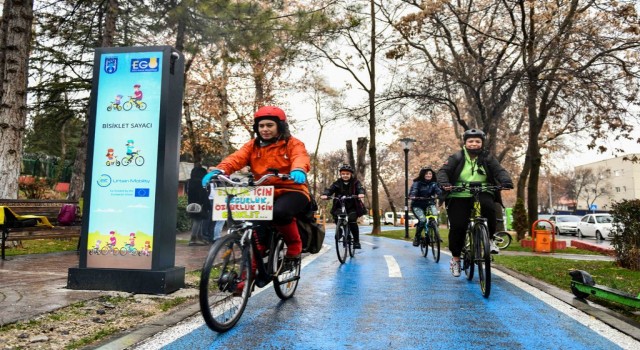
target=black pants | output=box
[333,212,360,243]
[446,193,496,257]
[272,191,310,225]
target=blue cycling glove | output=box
[202,170,222,187]
[290,170,307,184]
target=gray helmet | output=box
[338,164,354,173]
[463,129,486,141]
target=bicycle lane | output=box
[134,231,639,350]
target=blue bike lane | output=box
[135,229,638,350]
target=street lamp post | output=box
[400,138,416,239]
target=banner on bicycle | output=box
[211,186,274,221]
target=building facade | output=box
[574,153,640,211]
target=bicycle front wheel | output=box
[494,231,512,250]
[475,224,492,298]
[462,228,474,280]
[347,230,355,257]
[335,225,348,263]
[134,156,145,166]
[272,236,300,300]
[428,224,440,263]
[199,233,251,332]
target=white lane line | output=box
[384,255,402,278]
[361,241,374,246]
[133,244,332,350]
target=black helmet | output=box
[338,164,354,173]
[463,129,486,141]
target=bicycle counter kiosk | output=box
[68,46,186,294]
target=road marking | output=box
[384,255,402,278]
[133,244,332,349]
[361,241,374,246]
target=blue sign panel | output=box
[86,51,163,269]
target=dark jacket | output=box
[436,149,512,205]
[323,178,366,216]
[187,167,211,217]
[409,180,442,209]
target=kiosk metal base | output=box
[67,266,185,294]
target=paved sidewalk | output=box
[0,232,623,334]
[0,232,208,326]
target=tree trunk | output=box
[68,0,119,200]
[312,125,324,197]
[525,78,542,226]
[346,140,355,168]
[0,0,11,99]
[0,0,34,199]
[378,173,395,220]
[368,0,381,235]
[356,137,367,181]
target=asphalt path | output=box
[133,226,638,350]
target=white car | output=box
[359,215,374,225]
[576,214,614,240]
[549,215,581,236]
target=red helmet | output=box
[254,106,286,121]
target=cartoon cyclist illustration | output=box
[142,241,151,256]
[128,232,136,247]
[123,85,147,111]
[122,139,145,166]
[109,230,117,247]
[107,94,124,111]
[106,148,120,166]
[133,84,143,100]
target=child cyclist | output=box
[409,167,442,247]
[320,164,366,249]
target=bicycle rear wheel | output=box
[475,224,492,298]
[428,224,440,263]
[199,233,251,332]
[335,225,348,263]
[462,228,474,280]
[272,236,300,300]
[494,231,512,250]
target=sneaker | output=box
[450,259,461,277]
[353,242,362,249]
[490,240,500,254]
[412,236,420,247]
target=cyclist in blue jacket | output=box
[409,167,442,247]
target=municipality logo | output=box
[104,57,118,74]
[130,58,159,72]
[97,174,112,187]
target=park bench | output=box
[0,199,82,260]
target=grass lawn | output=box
[1,238,79,256]
[373,227,640,323]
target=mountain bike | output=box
[411,197,441,262]
[199,172,301,332]
[323,195,360,264]
[449,182,505,298]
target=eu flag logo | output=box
[104,57,118,74]
[135,188,150,197]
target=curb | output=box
[570,240,616,256]
[493,264,640,342]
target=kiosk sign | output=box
[212,186,275,221]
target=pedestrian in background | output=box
[187,164,211,246]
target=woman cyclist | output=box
[437,129,513,277]
[202,105,311,261]
[320,164,366,249]
[409,167,442,247]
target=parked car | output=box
[548,215,582,236]
[576,214,614,240]
[359,215,374,225]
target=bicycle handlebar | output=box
[322,195,361,200]
[410,196,437,200]
[209,173,290,187]
[446,183,505,192]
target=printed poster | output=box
[86,51,163,269]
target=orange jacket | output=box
[215,136,310,199]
